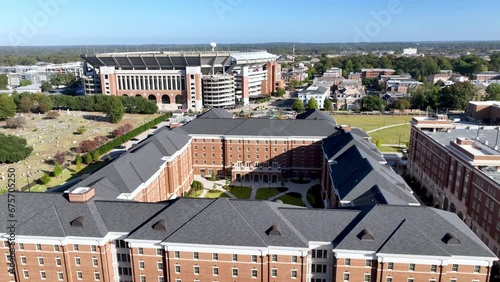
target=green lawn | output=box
[205,190,227,198]
[255,187,288,200]
[369,124,411,145]
[277,192,305,207]
[306,184,324,208]
[333,115,411,131]
[227,186,252,199]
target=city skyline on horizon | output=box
[1,0,500,46]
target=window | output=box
[312,264,327,273]
[450,279,457,282]
[252,269,258,278]
[193,252,199,259]
[140,276,146,282]
[386,278,393,282]
[474,265,481,273]
[409,263,415,271]
[38,257,44,265]
[232,268,238,277]
[93,258,98,267]
[157,249,162,256]
[21,256,26,264]
[157,262,163,270]
[387,262,394,270]
[408,278,414,282]
[212,253,218,260]
[451,264,458,272]
[175,265,181,273]
[343,272,350,281]
[312,249,328,259]
[94,272,100,281]
[431,265,437,272]
[194,266,199,275]
[91,245,97,252]
[271,268,278,277]
[174,251,180,258]
[19,243,24,250]
[291,269,297,279]
[73,244,79,251]
[58,272,63,281]
[139,261,145,269]
[56,258,62,266]
[54,245,60,252]
[213,267,219,276]
[345,258,351,266]
[252,255,258,263]
[77,271,83,280]
[364,274,371,282]
[365,259,372,267]
[272,254,278,262]
[36,244,41,251]
[232,254,238,261]
[138,247,143,255]
[40,271,46,280]
[292,255,298,263]
[75,257,81,266]
[23,270,29,279]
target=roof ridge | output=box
[402,219,450,256]
[375,218,406,253]
[268,203,309,245]
[86,200,109,236]
[227,200,268,247]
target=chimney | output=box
[341,124,352,132]
[68,187,95,203]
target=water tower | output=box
[210,42,217,52]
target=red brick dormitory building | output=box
[1,109,498,282]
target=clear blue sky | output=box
[1,0,499,46]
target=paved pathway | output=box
[366,123,407,133]
[193,176,319,208]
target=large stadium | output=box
[81,49,284,111]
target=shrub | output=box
[191,180,204,191]
[93,136,109,147]
[74,154,82,165]
[111,123,134,137]
[5,116,27,129]
[46,111,60,119]
[84,154,93,164]
[75,126,86,135]
[38,174,51,185]
[53,163,63,177]
[375,139,382,150]
[91,150,100,162]
[78,140,98,153]
[53,151,65,165]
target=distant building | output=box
[0,62,83,87]
[465,101,500,124]
[361,68,395,78]
[323,67,343,78]
[473,71,500,81]
[348,72,362,81]
[428,71,469,85]
[403,48,418,55]
[334,79,365,110]
[380,74,422,94]
[297,81,330,108]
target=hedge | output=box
[49,95,158,114]
[88,112,172,158]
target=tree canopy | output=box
[306,97,318,110]
[0,94,16,120]
[292,99,305,112]
[104,96,125,123]
[485,83,500,101]
[440,82,475,110]
[0,133,33,163]
[360,96,385,111]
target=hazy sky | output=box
[1,0,499,46]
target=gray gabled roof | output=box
[296,109,337,127]
[322,132,384,163]
[197,108,234,119]
[335,205,496,258]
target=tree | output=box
[0,133,32,163]
[41,81,53,92]
[38,174,51,185]
[324,99,333,111]
[46,111,60,119]
[440,82,475,110]
[289,79,300,89]
[74,154,82,165]
[0,74,7,90]
[306,97,319,110]
[5,116,27,129]
[53,163,63,177]
[375,139,382,150]
[292,99,305,112]
[0,94,16,120]
[54,151,65,165]
[76,157,82,171]
[360,96,385,111]
[351,102,361,112]
[18,96,33,113]
[19,79,32,87]
[275,87,286,98]
[50,73,65,86]
[104,96,124,123]
[485,83,500,101]
[91,150,100,162]
[34,94,53,113]
[394,99,411,112]
[75,126,86,135]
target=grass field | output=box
[370,124,411,146]
[227,186,252,199]
[277,192,305,207]
[0,111,160,192]
[332,115,412,131]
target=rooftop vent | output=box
[442,232,461,245]
[70,216,85,228]
[267,224,282,236]
[152,219,167,231]
[358,228,374,241]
